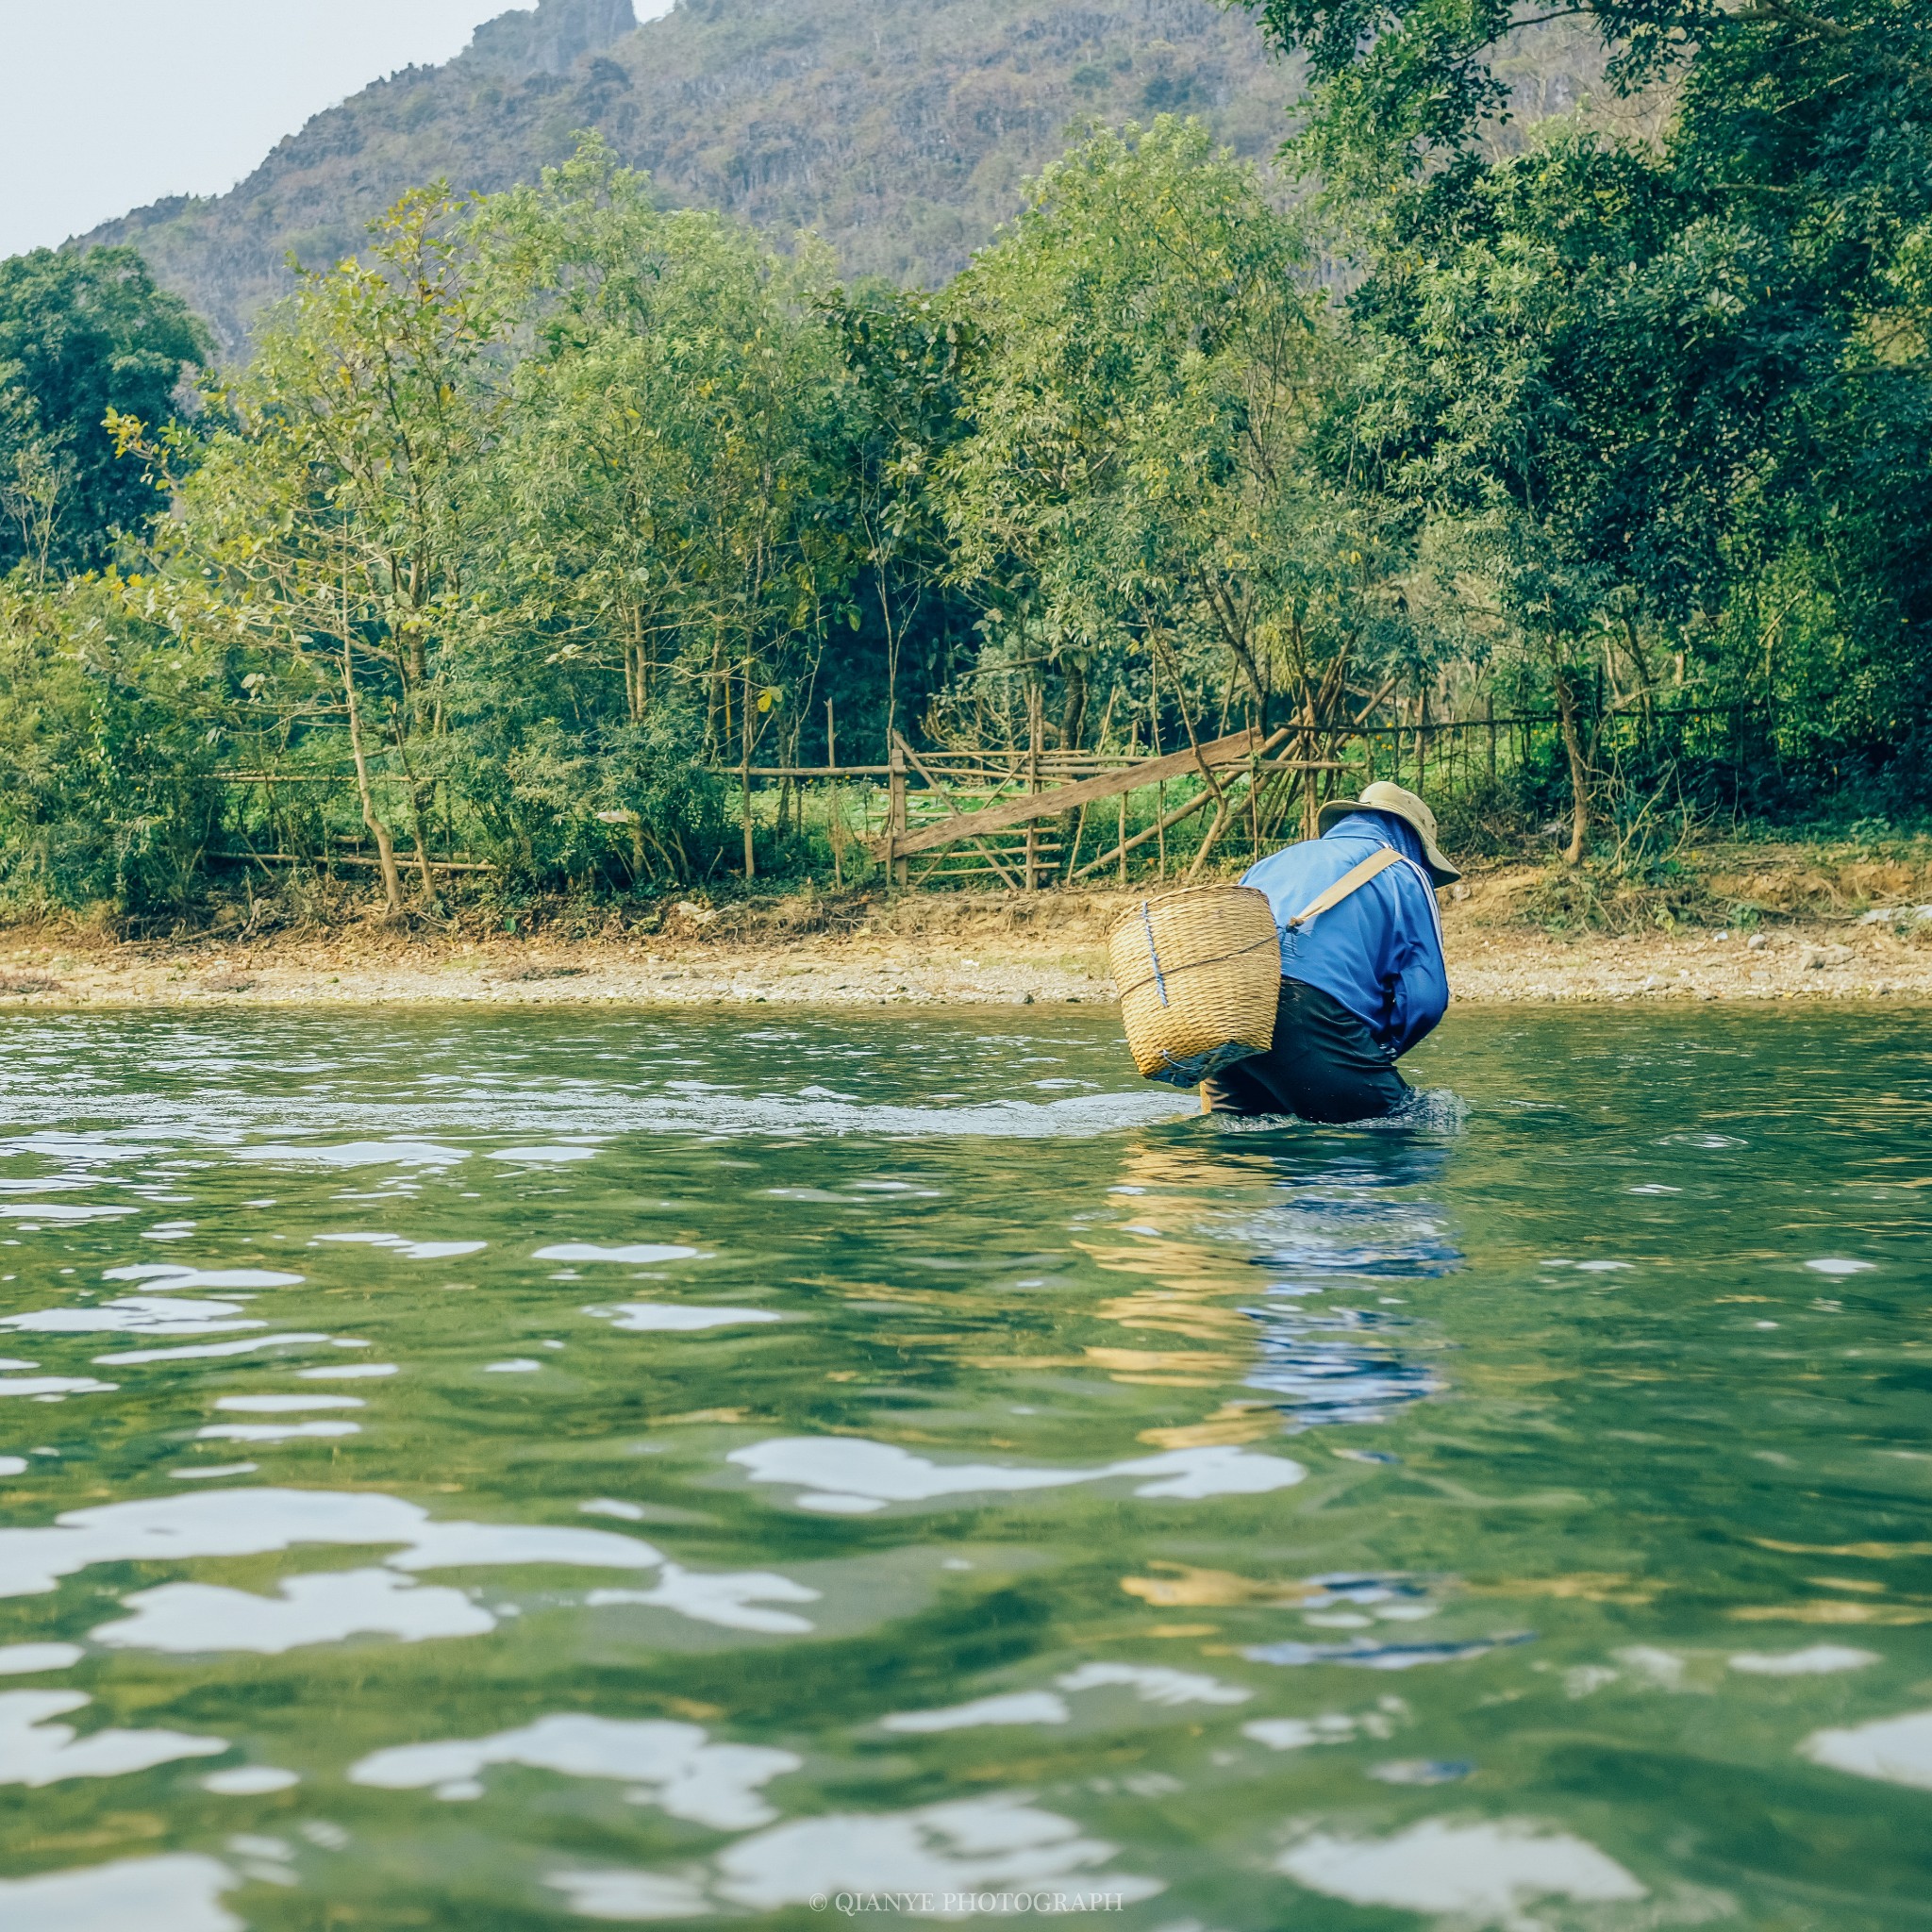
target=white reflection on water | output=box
[238,1141,469,1167]
[94,1568,495,1655]
[104,1264,304,1291]
[729,1437,1305,1514]
[3,1297,262,1338]
[95,1332,332,1365]
[1729,1645,1876,1676]
[1803,1707,1932,1788]
[0,1375,118,1398]
[0,1690,225,1784]
[0,1487,817,1641]
[196,1421,362,1442]
[549,1868,713,1920]
[585,1303,781,1332]
[882,1690,1073,1732]
[882,1662,1252,1733]
[203,1766,300,1794]
[1242,1710,1389,1750]
[1277,1818,1645,1924]
[538,1243,705,1265]
[585,1562,821,1634]
[0,1133,161,1162]
[351,1715,798,1828]
[549,1792,1164,1919]
[312,1233,487,1259]
[1056,1662,1250,1706]
[0,1642,82,1674]
[0,1852,240,1932]
[0,1204,137,1221]
[214,1394,364,1413]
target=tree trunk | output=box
[741,663,756,881]
[341,641,404,916]
[1552,658,1591,868]
[706,634,724,759]
[1621,608,1654,747]
[1059,658,1087,751]
[408,784,439,906]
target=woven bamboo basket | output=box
[1107,884,1281,1088]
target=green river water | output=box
[0,1004,1928,1930]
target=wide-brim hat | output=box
[1317,781,1461,886]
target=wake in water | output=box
[1194,1086,1470,1134]
[0,1088,1195,1152]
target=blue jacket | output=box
[1240,811,1450,1058]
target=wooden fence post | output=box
[1024,691,1042,893]
[888,743,908,889]
[741,754,755,881]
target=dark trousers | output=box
[1200,977,1410,1123]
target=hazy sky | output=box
[0,1,668,261]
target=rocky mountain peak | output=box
[468,0,641,77]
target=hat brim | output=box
[1317,797,1461,887]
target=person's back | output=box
[1201,782,1457,1122]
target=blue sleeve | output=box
[1381,868,1450,1058]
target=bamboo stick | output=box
[1069,783,1216,881]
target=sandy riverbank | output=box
[4,858,1930,1009]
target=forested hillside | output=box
[84,0,1315,353]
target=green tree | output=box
[0,247,209,576]
[121,190,496,914]
[466,144,858,881]
[819,286,980,755]
[939,118,1414,842]
[1238,0,1932,823]
[0,576,227,915]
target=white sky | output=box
[0,1,670,261]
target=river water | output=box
[0,1005,1927,1930]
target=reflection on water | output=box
[0,1005,1928,1927]
[1244,1301,1446,1431]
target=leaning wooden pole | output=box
[873,726,1265,864]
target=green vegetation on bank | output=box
[2,0,1926,929]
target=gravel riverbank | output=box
[5,859,1929,1009]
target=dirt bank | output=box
[5,844,1931,1011]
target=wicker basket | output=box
[1107,885,1282,1088]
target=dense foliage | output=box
[1236,0,1932,852]
[0,247,209,575]
[3,0,1927,924]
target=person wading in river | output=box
[1201,782,1458,1122]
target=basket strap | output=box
[1138,901,1170,1008]
[1284,846,1403,929]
